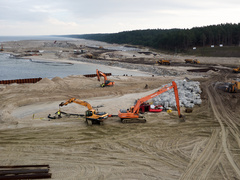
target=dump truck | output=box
[233,66,240,73]
[226,81,240,93]
[157,59,171,65]
[185,59,200,64]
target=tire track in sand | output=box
[207,83,240,177]
[179,129,222,179]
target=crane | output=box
[96,69,115,87]
[59,98,108,125]
[118,81,183,123]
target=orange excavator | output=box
[59,98,108,125]
[96,69,115,87]
[118,81,183,123]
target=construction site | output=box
[0,39,240,179]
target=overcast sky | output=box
[0,0,239,36]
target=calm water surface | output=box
[0,53,148,80]
[0,36,148,80]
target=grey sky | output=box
[0,0,239,36]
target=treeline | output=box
[64,23,240,52]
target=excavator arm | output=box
[96,69,107,83]
[119,81,182,122]
[59,98,92,110]
[59,97,109,125]
[132,81,181,117]
[96,69,115,87]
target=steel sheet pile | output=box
[153,79,202,109]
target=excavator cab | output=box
[86,110,93,117]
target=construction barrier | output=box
[0,78,42,85]
[84,73,112,78]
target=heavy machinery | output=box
[185,59,200,64]
[140,102,163,113]
[226,81,240,93]
[118,81,183,123]
[157,59,171,65]
[96,69,115,87]
[233,66,240,73]
[59,98,108,125]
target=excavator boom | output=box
[96,69,115,87]
[118,81,182,123]
[59,98,92,110]
[96,69,107,82]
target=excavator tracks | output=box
[121,118,146,123]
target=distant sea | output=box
[0,36,148,80]
[0,35,74,42]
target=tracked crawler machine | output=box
[233,66,240,73]
[118,81,183,123]
[59,98,108,125]
[96,69,115,87]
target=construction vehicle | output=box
[96,69,115,87]
[85,53,93,58]
[233,66,240,73]
[59,98,108,125]
[118,81,183,123]
[185,59,200,64]
[140,102,163,113]
[226,81,240,93]
[157,59,171,65]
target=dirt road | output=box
[0,73,239,179]
[1,39,240,179]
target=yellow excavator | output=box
[59,98,108,125]
[226,81,240,93]
[233,66,240,73]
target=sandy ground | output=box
[0,39,240,179]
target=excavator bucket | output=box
[179,114,185,122]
